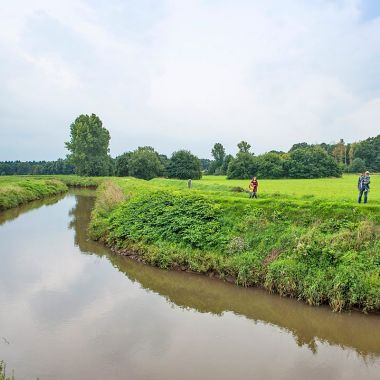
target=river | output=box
[0,190,379,380]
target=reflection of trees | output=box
[0,193,65,226]
[68,193,109,256]
[106,254,380,359]
[69,193,380,360]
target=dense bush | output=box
[107,191,225,250]
[167,150,202,179]
[257,153,286,178]
[128,147,164,180]
[286,147,342,178]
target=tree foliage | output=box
[167,150,202,179]
[237,141,251,153]
[227,152,259,179]
[0,159,74,176]
[128,147,163,180]
[115,152,132,177]
[351,135,380,172]
[286,147,342,178]
[257,152,285,178]
[349,158,366,173]
[65,114,112,176]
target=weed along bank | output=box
[89,175,380,313]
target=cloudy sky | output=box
[0,0,379,160]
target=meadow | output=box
[148,174,380,203]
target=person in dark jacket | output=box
[358,171,370,204]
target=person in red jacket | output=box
[249,177,258,198]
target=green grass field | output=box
[2,174,377,204]
[148,174,380,204]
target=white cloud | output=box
[0,0,379,159]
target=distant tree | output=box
[167,150,202,179]
[227,152,259,179]
[332,139,347,165]
[237,141,251,153]
[352,135,380,172]
[200,158,211,172]
[257,152,285,178]
[318,142,335,155]
[115,152,132,177]
[158,154,170,176]
[348,158,366,173]
[348,143,356,164]
[0,159,74,175]
[286,147,342,178]
[212,143,226,165]
[221,154,233,175]
[267,150,286,155]
[65,114,111,176]
[289,142,310,152]
[128,147,163,180]
[208,143,226,175]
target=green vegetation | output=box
[89,174,380,312]
[0,177,68,211]
[0,361,12,380]
[128,146,164,180]
[226,142,342,179]
[2,132,378,180]
[0,158,74,176]
[65,113,113,176]
[167,150,202,179]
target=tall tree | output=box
[237,141,251,153]
[211,143,226,165]
[332,139,346,165]
[65,114,111,176]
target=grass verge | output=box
[0,178,68,211]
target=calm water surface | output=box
[0,191,379,380]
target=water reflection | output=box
[0,193,65,226]
[1,191,379,380]
[70,193,380,359]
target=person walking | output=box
[249,177,258,198]
[358,171,370,204]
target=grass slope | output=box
[0,177,68,211]
[90,175,380,312]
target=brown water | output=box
[0,191,379,380]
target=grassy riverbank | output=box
[0,177,68,211]
[90,175,380,312]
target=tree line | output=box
[1,113,379,179]
[0,159,74,176]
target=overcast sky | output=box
[0,0,379,160]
